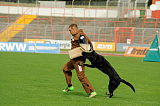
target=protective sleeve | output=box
[79,35,87,44]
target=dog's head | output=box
[82,50,96,61]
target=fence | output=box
[0,23,159,45]
[1,6,160,26]
[0,0,150,8]
[0,0,159,46]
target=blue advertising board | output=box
[0,42,60,54]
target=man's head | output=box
[69,24,78,36]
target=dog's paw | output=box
[106,92,110,95]
[109,93,113,98]
[106,92,113,98]
[109,95,113,98]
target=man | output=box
[62,24,96,98]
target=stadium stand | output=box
[0,0,159,44]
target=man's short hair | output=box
[69,24,78,28]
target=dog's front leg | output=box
[78,63,96,68]
[84,64,96,68]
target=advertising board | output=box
[0,42,60,54]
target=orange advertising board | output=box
[24,39,46,43]
[93,42,115,51]
[124,47,149,57]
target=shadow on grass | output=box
[63,91,87,97]
[62,91,129,100]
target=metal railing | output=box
[0,0,158,45]
[0,0,149,9]
[0,23,159,44]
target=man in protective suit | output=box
[62,24,96,98]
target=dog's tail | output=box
[120,79,135,93]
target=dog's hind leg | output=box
[107,80,114,98]
[107,79,120,98]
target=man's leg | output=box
[74,61,95,95]
[63,70,72,86]
[63,60,74,91]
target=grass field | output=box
[0,52,160,106]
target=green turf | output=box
[0,52,160,106]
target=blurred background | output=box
[0,0,159,52]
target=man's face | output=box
[69,26,78,36]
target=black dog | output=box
[82,51,135,98]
